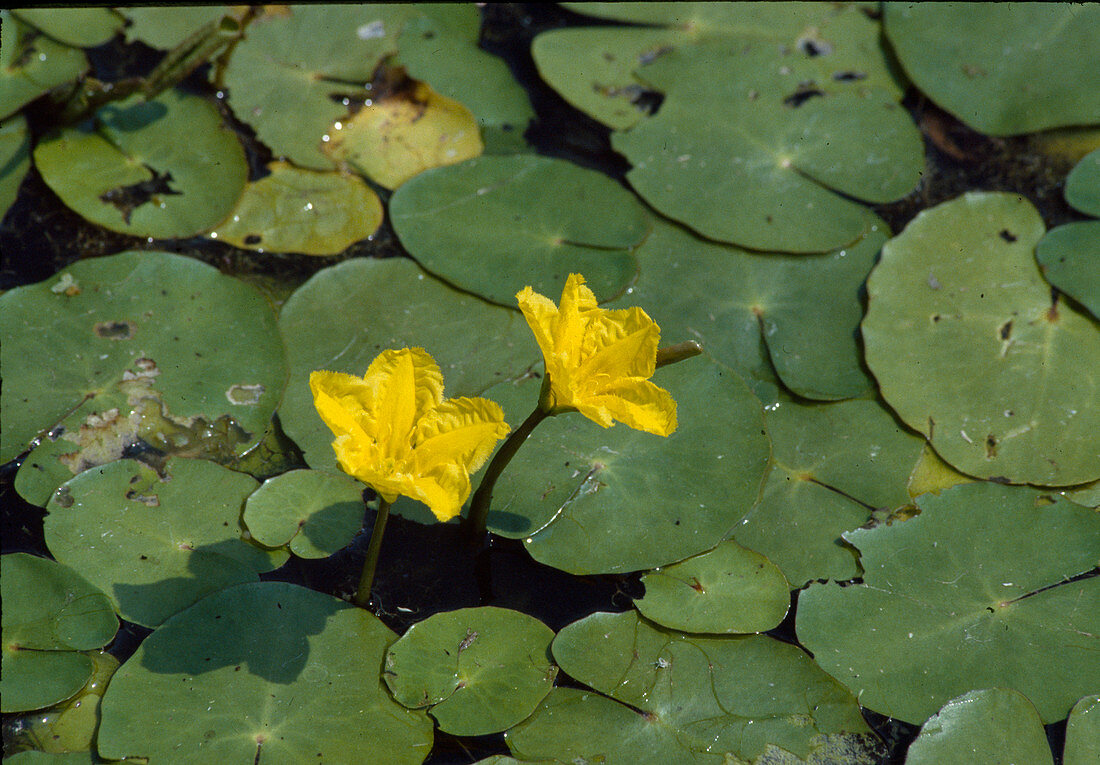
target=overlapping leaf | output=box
[243,469,365,559]
[797,482,1100,725]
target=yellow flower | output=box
[310,348,510,522]
[516,273,677,436]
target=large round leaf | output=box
[1065,695,1100,765]
[0,11,87,120]
[121,6,235,49]
[620,214,884,406]
[884,3,1100,135]
[390,154,647,305]
[12,8,123,48]
[506,610,875,763]
[242,469,365,559]
[862,192,1100,486]
[535,4,920,253]
[1,554,117,713]
[635,540,790,634]
[905,689,1053,765]
[278,257,534,478]
[486,355,770,575]
[734,397,927,587]
[97,581,434,764]
[44,458,282,628]
[0,250,287,505]
[209,161,383,255]
[384,607,556,736]
[34,90,247,238]
[222,5,425,170]
[797,482,1100,725]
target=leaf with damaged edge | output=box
[797,481,1100,725]
[862,192,1100,486]
[242,469,365,559]
[1,251,286,506]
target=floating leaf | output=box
[210,161,383,255]
[9,651,118,754]
[325,79,483,189]
[862,192,1100,486]
[391,154,647,306]
[1,554,117,713]
[33,90,247,238]
[536,4,921,253]
[884,3,1100,135]
[906,443,974,499]
[1065,695,1100,765]
[797,482,1100,725]
[1,251,287,505]
[0,113,31,219]
[1066,148,1100,217]
[384,607,557,736]
[0,11,87,120]
[487,355,770,575]
[97,581,434,763]
[222,5,424,170]
[905,689,1053,765]
[278,257,534,484]
[507,611,873,762]
[621,214,884,405]
[635,540,789,634]
[1035,221,1100,320]
[121,6,236,50]
[396,10,534,135]
[44,458,284,628]
[13,8,123,48]
[734,397,926,588]
[243,469,365,559]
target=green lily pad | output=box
[0,113,31,220]
[0,11,87,120]
[278,256,534,480]
[384,606,557,736]
[905,689,1053,765]
[487,355,770,575]
[396,9,534,134]
[2,753,100,764]
[10,651,118,754]
[390,154,647,306]
[0,250,287,506]
[884,3,1100,136]
[222,5,425,170]
[97,581,434,763]
[862,192,1100,486]
[1035,221,1100,320]
[1,554,117,713]
[1066,148,1100,217]
[536,4,920,253]
[1065,695,1100,765]
[734,397,927,588]
[243,469,365,559]
[507,610,873,763]
[797,482,1100,725]
[44,457,285,628]
[209,161,383,255]
[121,6,237,50]
[33,90,247,238]
[620,213,885,405]
[635,540,789,634]
[12,8,123,48]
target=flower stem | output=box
[466,404,550,544]
[354,498,391,608]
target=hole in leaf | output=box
[783,87,825,107]
[832,70,867,82]
[99,167,181,224]
[999,320,1013,340]
[94,320,135,340]
[999,229,1017,242]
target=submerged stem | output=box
[465,404,550,544]
[354,498,391,608]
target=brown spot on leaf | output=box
[94,320,134,340]
[985,434,997,458]
[99,166,181,224]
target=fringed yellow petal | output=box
[405,463,472,522]
[362,348,443,459]
[578,306,660,381]
[412,396,510,475]
[553,273,598,363]
[330,434,400,503]
[310,370,372,440]
[516,285,560,362]
[586,378,678,436]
